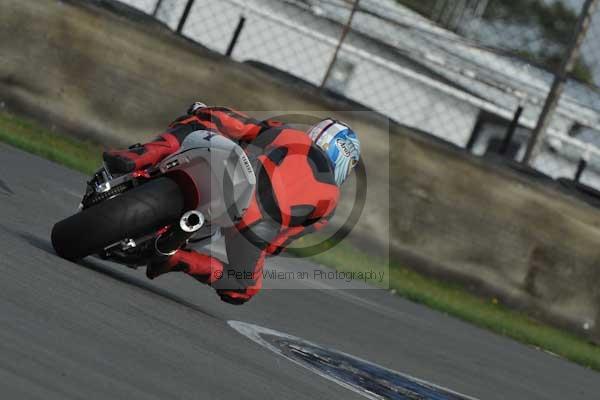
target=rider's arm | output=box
[265,211,334,256]
[191,107,282,142]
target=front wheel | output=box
[51,177,185,261]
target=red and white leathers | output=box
[104,107,340,305]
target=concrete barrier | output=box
[2,0,600,341]
[391,133,600,340]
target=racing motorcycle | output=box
[51,131,256,266]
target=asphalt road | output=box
[0,142,598,400]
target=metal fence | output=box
[120,0,600,193]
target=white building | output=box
[121,0,600,189]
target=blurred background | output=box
[123,0,600,188]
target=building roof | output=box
[283,0,600,138]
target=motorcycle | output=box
[51,131,256,267]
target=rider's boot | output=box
[103,133,180,173]
[146,249,224,284]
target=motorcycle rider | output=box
[103,103,360,304]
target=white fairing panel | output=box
[159,130,256,227]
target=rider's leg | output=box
[103,133,180,173]
[146,249,223,284]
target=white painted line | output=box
[228,321,480,400]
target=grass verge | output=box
[1,110,599,371]
[0,112,102,174]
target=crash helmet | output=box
[307,118,360,186]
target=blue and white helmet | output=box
[307,119,360,186]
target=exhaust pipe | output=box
[179,210,205,233]
[155,210,205,256]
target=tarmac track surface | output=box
[0,143,598,400]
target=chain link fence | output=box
[118,0,600,194]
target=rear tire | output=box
[51,177,185,261]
